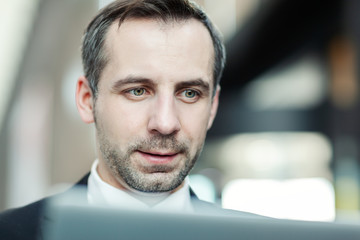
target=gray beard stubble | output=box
[98,130,202,193]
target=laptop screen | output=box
[42,190,360,240]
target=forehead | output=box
[101,18,214,88]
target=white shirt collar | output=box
[87,159,194,213]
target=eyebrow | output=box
[111,75,210,95]
[111,76,155,92]
[175,79,210,96]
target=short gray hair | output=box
[82,0,226,98]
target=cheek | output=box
[179,104,211,142]
[96,97,147,142]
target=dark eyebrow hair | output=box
[111,76,210,95]
[175,79,210,96]
[111,76,155,91]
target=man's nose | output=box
[147,96,181,135]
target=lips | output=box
[137,150,178,164]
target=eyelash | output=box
[129,88,147,96]
[181,89,200,98]
[122,87,149,96]
[122,87,202,102]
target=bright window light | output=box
[222,178,335,221]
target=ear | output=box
[207,85,220,130]
[76,76,95,124]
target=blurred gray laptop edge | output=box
[42,187,360,240]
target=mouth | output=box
[136,150,179,164]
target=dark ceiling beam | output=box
[221,0,343,92]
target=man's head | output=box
[76,0,225,193]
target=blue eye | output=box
[183,89,197,98]
[130,88,145,96]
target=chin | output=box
[127,171,185,193]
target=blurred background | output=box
[1,0,360,222]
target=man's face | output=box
[91,19,219,193]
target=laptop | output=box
[43,188,360,240]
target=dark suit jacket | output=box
[0,173,262,240]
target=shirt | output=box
[87,159,194,213]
